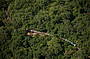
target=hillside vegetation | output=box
[0,0,90,59]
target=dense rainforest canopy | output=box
[0,0,90,59]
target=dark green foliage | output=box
[0,0,90,59]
